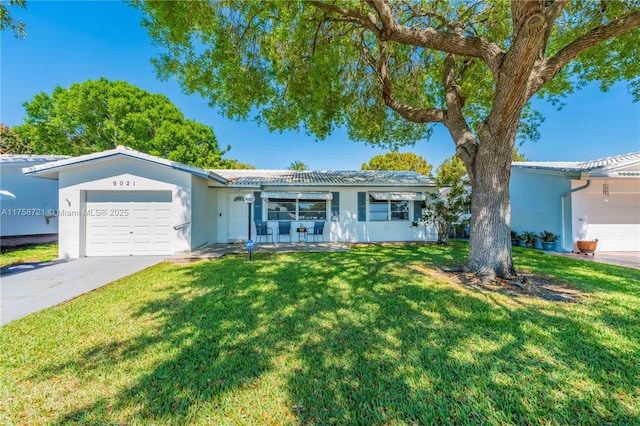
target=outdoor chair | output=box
[255,221,273,244]
[309,221,325,242]
[277,221,292,242]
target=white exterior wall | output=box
[332,188,435,242]
[216,186,437,243]
[571,178,640,251]
[57,158,192,258]
[1,159,62,237]
[190,176,218,249]
[510,168,571,250]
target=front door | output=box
[227,194,249,242]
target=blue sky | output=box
[2,1,638,170]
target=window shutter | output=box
[357,192,366,222]
[253,191,262,221]
[413,201,423,221]
[331,191,340,221]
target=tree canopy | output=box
[0,0,25,38]
[0,124,32,154]
[288,161,308,170]
[14,78,251,169]
[361,152,432,175]
[134,0,639,279]
[512,147,529,162]
[435,155,467,188]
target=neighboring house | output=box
[23,146,436,258]
[511,152,640,252]
[1,154,69,246]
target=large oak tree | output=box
[134,0,639,280]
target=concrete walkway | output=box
[552,251,640,270]
[166,242,351,263]
[1,256,164,325]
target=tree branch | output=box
[536,10,640,89]
[310,1,380,36]
[378,42,445,124]
[542,0,570,51]
[367,0,505,78]
[442,54,477,178]
[489,1,547,138]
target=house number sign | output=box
[112,180,136,187]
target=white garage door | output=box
[587,193,640,251]
[85,191,173,256]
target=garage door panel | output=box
[587,192,640,251]
[85,190,173,256]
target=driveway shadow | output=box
[0,258,71,277]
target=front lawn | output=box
[0,243,58,268]
[1,242,638,425]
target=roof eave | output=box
[23,149,228,184]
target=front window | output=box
[369,200,389,221]
[267,199,296,220]
[391,200,409,220]
[369,199,409,221]
[267,198,327,221]
[299,200,327,220]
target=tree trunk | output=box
[465,136,516,282]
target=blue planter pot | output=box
[541,241,555,251]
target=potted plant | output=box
[511,231,521,247]
[539,230,557,251]
[520,231,537,249]
[576,238,598,255]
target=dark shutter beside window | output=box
[331,191,340,221]
[254,191,262,221]
[357,192,366,222]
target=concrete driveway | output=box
[553,251,640,270]
[1,256,164,326]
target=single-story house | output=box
[23,146,437,258]
[1,154,70,246]
[511,152,640,252]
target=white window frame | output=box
[369,199,410,222]
[267,198,328,221]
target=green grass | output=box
[1,241,638,425]
[0,243,58,268]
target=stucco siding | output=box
[1,161,60,237]
[190,176,216,249]
[216,187,437,243]
[510,168,570,249]
[57,158,192,258]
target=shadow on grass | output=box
[27,242,639,424]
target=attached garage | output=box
[585,184,640,252]
[85,191,173,256]
[22,146,227,259]
[512,152,640,253]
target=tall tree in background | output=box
[513,147,529,162]
[15,78,249,169]
[361,152,433,175]
[288,161,308,170]
[435,155,467,188]
[135,1,640,280]
[0,124,32,154]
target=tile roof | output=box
[513,152,640,176]
[23,146,227,183]
[1,154,70,165]
[210,169,434,187]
